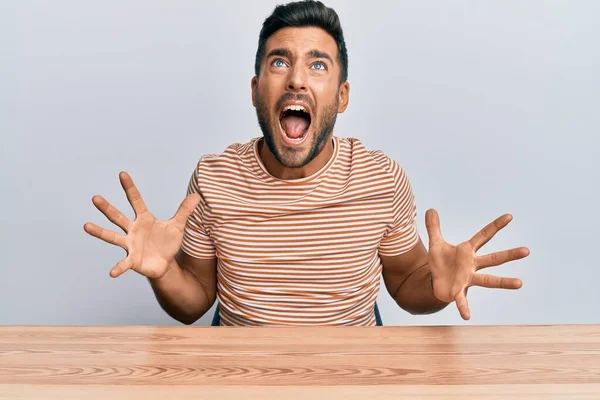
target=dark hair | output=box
[254,0,348,83]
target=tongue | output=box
[281,115,309,139]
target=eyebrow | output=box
[307,49,333,63]
[266,48,334,64]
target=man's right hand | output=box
[84,171,201,279]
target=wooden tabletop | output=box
[1,324,599,399]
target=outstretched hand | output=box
[84,172,200,279]
[425,209,529,320]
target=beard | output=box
[254,91,338,169]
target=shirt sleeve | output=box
[180,160,217,259]
[378,157,420,257]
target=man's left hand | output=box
[425,209,530,320]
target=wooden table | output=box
[1,324,599,399]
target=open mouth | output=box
[279,104,312,144]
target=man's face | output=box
[252,27,349,169]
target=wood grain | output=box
[0,324,599,399]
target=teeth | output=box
[284,132,305,141]
[283,104,306,113]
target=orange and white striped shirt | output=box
[182,135,419,326]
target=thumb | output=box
[455,289,471,321]
[172,193,201,229]
[425,208,444,247]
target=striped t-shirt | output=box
[181,135,419,326]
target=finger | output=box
[454,290,470,320]
[468,213,513,252]
[92,195,132,233]
[172,193,201,230]
[476,247,530,270]
[425,209,444,247]
[470,274,522,290]
[109,258,132,278]
[119,171,148,217]
[83,222,127,249]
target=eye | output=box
[272,59,287,68]
[312,62,327,71]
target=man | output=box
[84,1,529,326]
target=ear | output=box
[251,76,258,107]
[337,81,350,113]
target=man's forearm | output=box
[148,260,211,325]
[394,263,450,315]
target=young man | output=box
[84,1,529,326]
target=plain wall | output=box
[1,0,598,326]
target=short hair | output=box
[254,0,349,83]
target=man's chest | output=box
[204,189,394,262]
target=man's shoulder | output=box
[338,136,399,175]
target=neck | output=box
[258,137,335,180]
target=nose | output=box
[286,64,308,93]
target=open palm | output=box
[425,209,530,320]
[84,172,200,279]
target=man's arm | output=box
[148,250,217,325]
[380,237,450,315]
